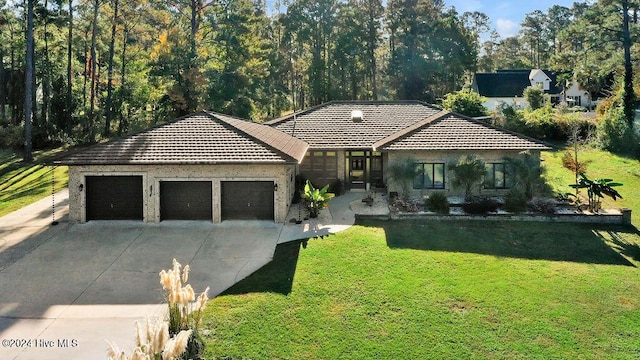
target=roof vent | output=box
[351,110,363,123]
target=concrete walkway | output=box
[0,189,359,360]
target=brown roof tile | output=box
[266,101,442,149]
[56,112,309,165]
[374,111,551,151]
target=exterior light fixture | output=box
[79,183,84,192]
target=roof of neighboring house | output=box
[473,71,532,98]
[55,111,309,165]
[373,111,551,151]
[473,69,564,98]
[265,101,442,149]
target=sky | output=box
[445,0,582,38]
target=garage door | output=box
[160,181,212,220]
[86,176,143,220]
[221,181,274,221]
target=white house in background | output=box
[471,69,595,111]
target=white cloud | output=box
[495,19,519,38]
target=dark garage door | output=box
[160,181,212,220]
[221,181,274,221]
[86,176,143,220]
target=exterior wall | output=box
[385,150,540,197]
[68,164,295,224]
[483,97,527,111]
[529,70,551,90]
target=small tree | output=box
[387,157,421,198]
[564,118,593,193]
[448,155,486,197]
[569,173,623,212]
[523,85,545,111]
[441,89,488,117]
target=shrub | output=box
[503,187,528,213]
[440,89,488,117]
[424,192,450,214]
[596,105,638,155]
[462,195,500,215]
[0,124,23,149]
[328,179,344,196]
[302,180,334,218]
[390,197,420,213]
[527,198,557,214]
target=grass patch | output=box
[203,221,640,359]
[0,149,68,217]
[542,148,640,225]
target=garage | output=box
[221,181,274,221]
[85,176,143,220]
[160,181,212,220]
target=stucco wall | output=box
[68,164,295,223]
[385,150,541,197]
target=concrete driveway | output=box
[0,190,283,360]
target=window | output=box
[485,163,514,189]
[414,163,445,189]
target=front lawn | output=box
[202,221,640,359]
[0,149,68,217]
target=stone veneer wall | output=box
[385,149,541,197]
[68,163,296,223]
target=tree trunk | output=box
[66,0,73,132]
[104,0,119,137]
[42,0,51,134]
[24,0,34,162]
[622,0,635,128]
[118,25,128,135]
[88,0,99,143]
[0,48,6,126]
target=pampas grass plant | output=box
[107,259,209,360]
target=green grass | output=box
[203,222,640,359]
[542,147,640,225]
[0,149,68,217]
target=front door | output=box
[348,152,366,189]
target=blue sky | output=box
[445,0,582,38]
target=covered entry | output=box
[85,176,143,220]
[160,181,212,220]
[221,181,274,220]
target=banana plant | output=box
[302,180,335,218]
[569,173,623,212]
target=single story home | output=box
[57,101,550,223]
[266,101,550,197]
[471,69,597,110]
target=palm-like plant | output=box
[448,155,486,197]
[569,173,623,212]
[505,151,549,200]
[302,180,335,218]
[387,157,421,197]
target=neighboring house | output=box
[266,101,550,198]
[57,101,550,224]
[471,69,594,110]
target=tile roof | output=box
[265,101,442,149]
[373,111,551,151]
[56,111,309,165]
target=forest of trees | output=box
[3,0,640,159]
